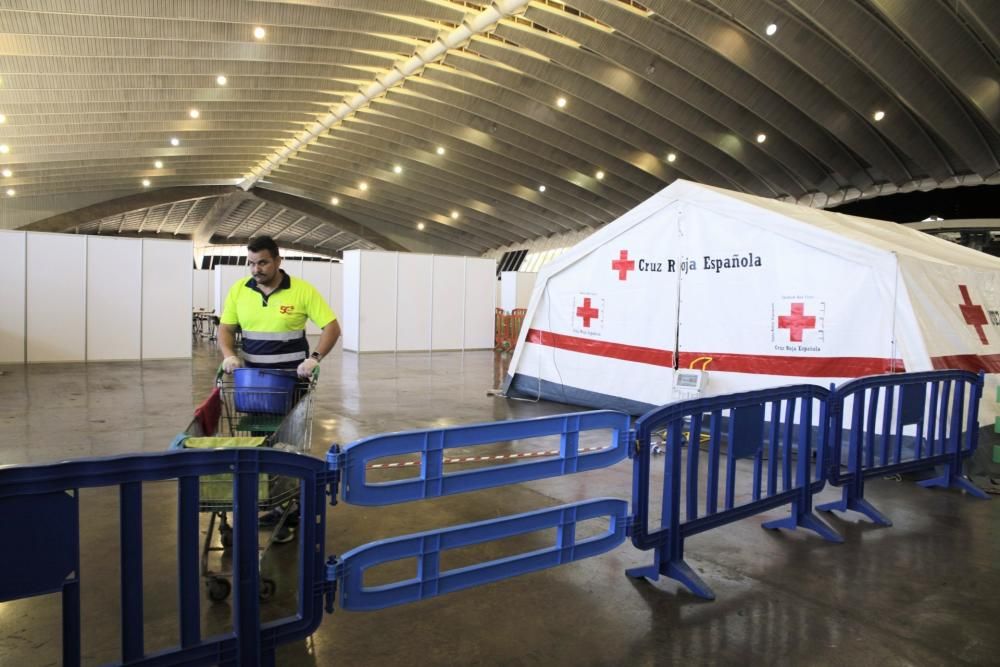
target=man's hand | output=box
[296,357,319,378]
[222,356,243,373]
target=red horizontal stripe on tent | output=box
[526,329,904,377]
[525,329,673,367]
[931,354,1000,373]
[675,351,903,378]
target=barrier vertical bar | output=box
[781,401,793,491]
[120,481,144,662]
[686,413,702,521]
[62,579,81,666]
[178,476,201,648]
[724,413,737,510]
[927,381,940,455]
[864,389,877,469]
[706,410,721,514]
[766,402,780,497]
[880,386,894,466]
[233,468,261,667]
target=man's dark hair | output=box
[247,236,280,258]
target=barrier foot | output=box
[665,559,715,600]
[762,512,844,543]
[817,497,893,527]
[626,557,715,600]
[918,473,990,500]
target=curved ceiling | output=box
[1,0,998,256]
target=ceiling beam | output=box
[18,185,236,233]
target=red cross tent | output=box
[503,179,1000,424]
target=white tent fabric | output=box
[504,180,1000,424]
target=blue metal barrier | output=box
[329,410,630,505]
[333,498,629,611]
[817,370,989,526]
[627,385,840,600]
[326,410,631,610]
[0,448,332,667]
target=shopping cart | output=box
[173,366,318,602]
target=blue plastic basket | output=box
[232,368,298,414]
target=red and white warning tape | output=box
[366,445,610,470]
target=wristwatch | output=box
[310,351,323,362]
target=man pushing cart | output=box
[175,235,340,601]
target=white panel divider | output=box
[26,233,87,362]
[464,258,497,349]
[342,252,361,351]
[431,255,466,350]
[141,239,192,359]
[0,230,27,363]
[192,269,212,311]
[341,250,496,353]
[396,254,433,351]
[87,237,142,361]
[301,262,332,335]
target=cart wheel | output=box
[207,577,231,602]
[259,578,276,602]
[219,527,233,549]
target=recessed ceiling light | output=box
[0,114,6,124]
[667,152,677,163]
[538,185,546,192]
[873,110,885,122]
[766,23,778,36]
[451,210,459,219]
[330,196,339,205]
[216,75,227,86]
[253,26,267,40]
[189,109,200,119]
[1,169,11,178]
[0,144,9,154]
[436,146,445,155]
[358,181,368,191]
[756,133,767,143]
[154,160,163,169]
[5,188,14,197]
[393,165,402,174]
[170,137,180,146]
[417,222,425,231]
[556,97,567,108]
[142,179,151,187]
[596,170,605,180]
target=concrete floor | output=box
[1,339,998,666]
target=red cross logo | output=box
[958,285,989,345]
[576,297,600,327]
[777,302,816,342]
[611,250,635,281]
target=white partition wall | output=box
[0,230,27,363]
[302,262,332,335]
[464,258,497,349]
[27,233,87,362]
[214,265,249,315]
[3,232,194,363]
[432,255,466,350]
[192,269,212,311]
[330,263,344,329]
[342,252,361,351]
[358,252,398,352]
[88,237,142,360]
[396,254,433,351]
[342,250,496,353]
[500,271,537,311]
[142,239,192,359]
